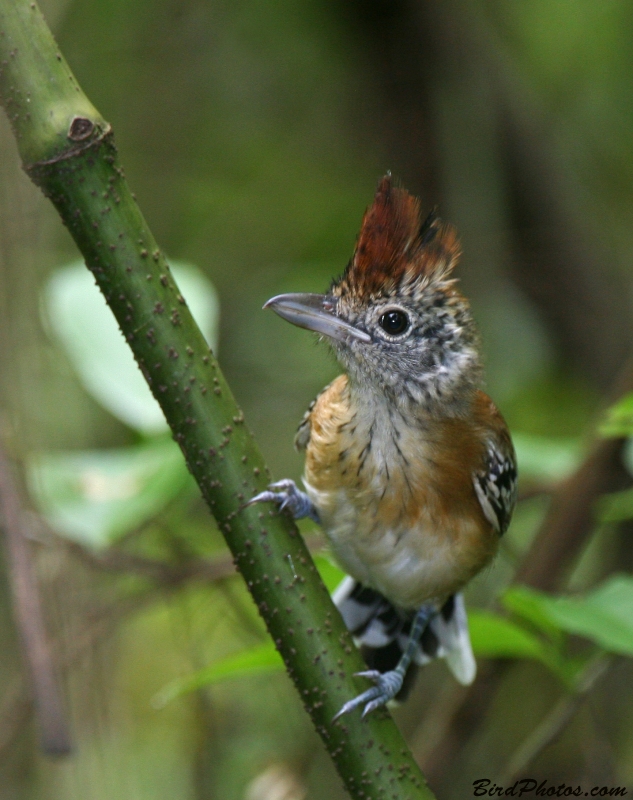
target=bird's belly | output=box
[304,481,490,610]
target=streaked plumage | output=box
[298,375,512,609]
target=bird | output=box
[247,175,517,718]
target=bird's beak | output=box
[264,293,371,344]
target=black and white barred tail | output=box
[333,576,476,699]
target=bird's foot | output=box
[245,479,320,523]
[333,669,404,720]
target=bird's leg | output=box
[246,479,320,524]
[333,604,436,720]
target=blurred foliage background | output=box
[1,0,633,797]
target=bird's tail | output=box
[332,577,476,700]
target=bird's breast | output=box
[303,375,497,609]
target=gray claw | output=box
[332,687,382,721]
[245,479,320,523]
[354,670,382,680]
[245,490,276,506]
[333,669,404,720]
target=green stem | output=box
[0,3,436,797]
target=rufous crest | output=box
[335,174,461,298]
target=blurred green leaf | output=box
[504,577,633,658]
[503,586,567,647]
[468,609,552,662]
[471,606,593,685]
[599,393,633,437]
[28,438,194,548]
[44,260,219,434]
[152,642,283,708]
[511,432,582,483]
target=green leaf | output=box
[469,607,581,684]
[504,577,633,657]
[152,642,283,708]
[28,438,194,548]
[503,586,567,646]
[511,432,581,483]
[599,392,633,437]
[44,260,220,434]
[468,609,552,661]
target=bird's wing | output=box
[294,378,340,451]
[472,427,517,536]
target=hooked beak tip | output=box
[261,292,372,344]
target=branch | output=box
[60,531,326,585]
[516,359,633,590]
[0,3,434,796]
[0,675,31,757]
[496,656,612,785]
[0,583,166,759]
[0,447,71,755]
[63,539,237,585]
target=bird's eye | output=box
[379,309,409,336]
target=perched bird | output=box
[248,175,517,718]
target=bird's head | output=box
[265,175,481,412]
